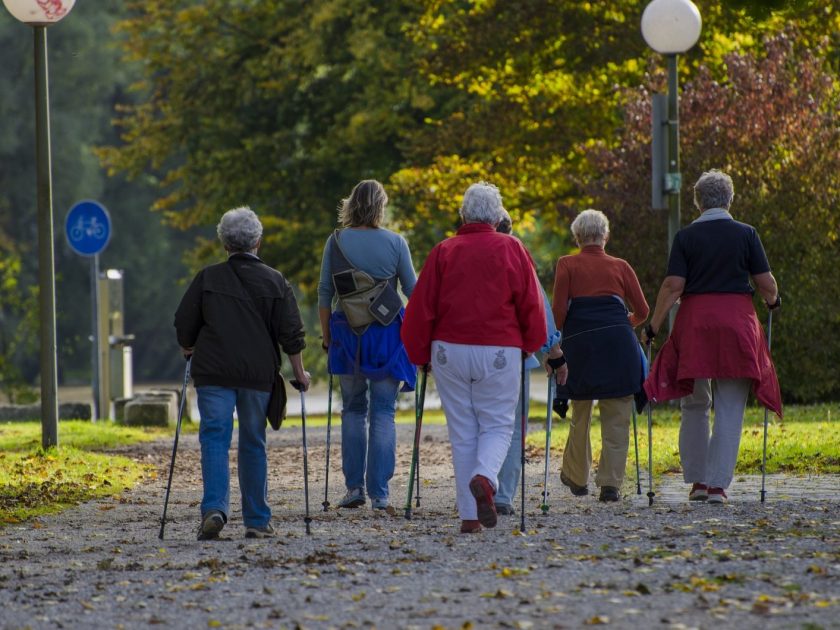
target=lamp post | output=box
[2,0,76,448]
[642,0,702,255]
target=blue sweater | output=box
[318,227,416,309]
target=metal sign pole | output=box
[90,253,100,421]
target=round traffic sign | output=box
[65,200,111,256]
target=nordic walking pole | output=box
[292,380,312,535]
[760,309,774,503]
[405,367,427,519]
[159,356,191,540]
[632,406,642,495]
[322,373,333,511]
[414,379,422,507]
[519,359,527,533]
[645,342,655,507]
[540,372,554,514]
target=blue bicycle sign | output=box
[66,200,111,256]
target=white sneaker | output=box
[707,487,728,504]
[370,497,389,510]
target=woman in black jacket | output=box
[175,207,310,540]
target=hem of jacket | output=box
[193,375,273,393]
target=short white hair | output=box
[217,206,262,252]
[571,209,609,245]
[694,169,734,211]
[459,182,505,225]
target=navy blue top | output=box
[667,214,770,295]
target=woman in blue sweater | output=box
[317,180,417,511]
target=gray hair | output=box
[693,169,734,211]
[460,182,505,225]
[571,209,610,246]
[339,180,388,228]
[217,206,263,253]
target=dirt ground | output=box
[0,423,837,629]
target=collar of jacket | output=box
[456,222,497,235]
[580,244,607,256]
[228,252,262,261]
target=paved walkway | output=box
[0,425,837,629]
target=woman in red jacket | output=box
[401,182,546,533]
[643,170,781,504]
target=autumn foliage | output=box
[585,32,840,401]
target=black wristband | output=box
[547,356,566,370]
[767,295,781,310]
[645,324,656,340]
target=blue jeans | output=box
[197,386,271,528]
[339,374,399,500]
[496,368,531,507]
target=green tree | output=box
[387,0,839,278]
[98,0,437,289]
[0,1,195,383]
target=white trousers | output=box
[432,341,520,520]
[680,378,752,489]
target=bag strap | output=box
[330,229,397,289]
[227,258,281,363]
[330,229,355,274]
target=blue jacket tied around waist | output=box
[328,310,417,392]
[557,296,645,401]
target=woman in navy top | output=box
[643,170,781,504]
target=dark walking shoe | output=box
[245,523,276,539]
[495,503,516,516]
[337,487,366,508]
[689,483,708,501]
[197,510,225,541]
[560,472,589,496]
[460,519,482,534]
[469,475,497,529]
[598,486,620,502]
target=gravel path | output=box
[0,424,837,629]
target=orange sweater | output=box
[552,245,649,330]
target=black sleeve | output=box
[665,231,688,278]
[174,271,205,348]
[748,228,771,275]
[272,278,306,356]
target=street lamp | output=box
[2,0,77,448]
[642,0,701,254]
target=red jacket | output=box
[644,293,782,417]
[401,223,547,365]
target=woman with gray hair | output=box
[552,208,649,502]
[402,182,547,533]
[318,180,417,511]
[643,169,781,504]
[175,206,310,540]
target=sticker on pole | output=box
[65,200,111,256]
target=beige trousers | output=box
[561,396,633,488]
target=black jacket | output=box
[174,254,306,391]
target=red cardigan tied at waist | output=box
[644,293,782,418]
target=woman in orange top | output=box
[552,209,649,502]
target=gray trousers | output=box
[679,378,752,489]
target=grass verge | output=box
[0,420,182,524]
[0,448,145,524]
[525,403,840,477]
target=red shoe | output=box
[460,519,482,534]
[469,475,497,529]
[707,487,728,504]
[689,483,708,501]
